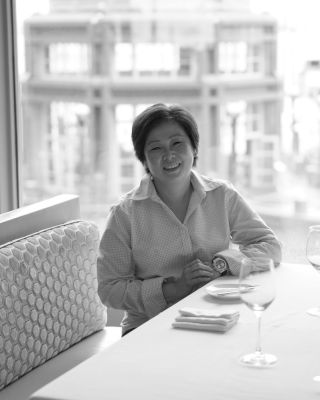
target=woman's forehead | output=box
[146,121,187,143]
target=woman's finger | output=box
[190,276,212,286]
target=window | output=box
[0,0,318,265]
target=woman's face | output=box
[144,121,195,186]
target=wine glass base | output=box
[307,307,320,317]
[239,352,277,368]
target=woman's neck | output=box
[154,176,191,201]
[153,177,193,221]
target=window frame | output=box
[0,0,21,213]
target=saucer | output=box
[206,283,253,299]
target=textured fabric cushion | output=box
[0,220,107,390]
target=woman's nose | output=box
[163,147,174,160]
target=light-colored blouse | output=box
[97,170,282,333]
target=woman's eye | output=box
[150,147,161,151]
[173,141,182,146]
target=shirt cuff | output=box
[215,249,248,276]
[141,277,168,318]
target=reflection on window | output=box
[49,43,90,74]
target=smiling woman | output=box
[97,103,282,337]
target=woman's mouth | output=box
[163,162,181,172]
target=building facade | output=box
[21,0,282,205]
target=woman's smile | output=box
[163,161,181,172]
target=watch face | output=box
[213,258,227,274]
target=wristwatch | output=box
[212,256,229,275]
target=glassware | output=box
[239,257,277,368]
[306,225,320,317]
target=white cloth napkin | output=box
[172,307,240,333]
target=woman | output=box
[97,103,282,336]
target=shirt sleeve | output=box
[97,206,167,319]
[216,184,282,276]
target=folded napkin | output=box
[172,307,240,333]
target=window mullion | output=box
[0,0,20,213]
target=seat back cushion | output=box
[0,220,107,390]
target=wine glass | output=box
[239,257,277,368]
[306,225,320,317]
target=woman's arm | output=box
[97,206,167,318]
[215,184,282,276]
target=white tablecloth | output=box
[30,263,320,400]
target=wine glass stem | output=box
[255,313,262,354]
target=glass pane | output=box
[15,0,320,264]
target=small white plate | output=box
[206,283,253,299]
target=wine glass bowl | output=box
[239,257,277,368]
[306,225,320,317]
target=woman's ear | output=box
[143,162,150,174]
[193,151,198,166]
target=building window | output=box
[178,47,192,76]
[48,43,90,74]
[136,43,176,73]
[218,42,247,73]
[48,102,90,189]
[115,43,134,73]
[115,104,134,153]
[246,103,261,134]
[121,23,131,42]
[247,43,261,73]
[115,43,176,75]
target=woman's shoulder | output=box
[110,194,134,216]
[196,172,234,192]
[111,178,149,215]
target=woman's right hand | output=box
[162,259,216,305]
[178,258,216,293]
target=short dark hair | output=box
[131,103,199,167]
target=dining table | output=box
[30,262,320,400]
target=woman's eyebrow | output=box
[146,134,184,146]
[146,139,160,146]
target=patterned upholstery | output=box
[0,220,107,390]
